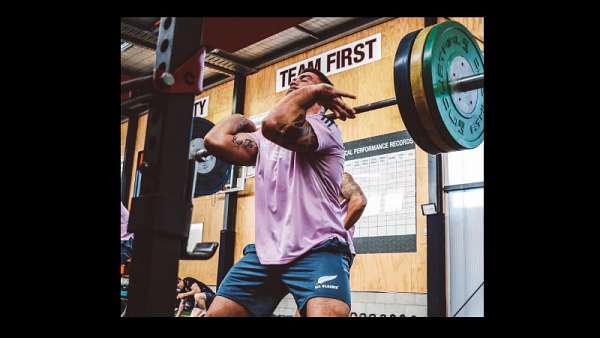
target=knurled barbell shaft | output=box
[354,98,398,114]
[448,73,483,93]
[326,73,484,119]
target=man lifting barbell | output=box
[203,68,357,317]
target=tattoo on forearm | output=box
[341,173,365,199]
[277,120,318,152]
[232,134,257,149]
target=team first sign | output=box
[275,33,381,93]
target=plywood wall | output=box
[121,121,128,159]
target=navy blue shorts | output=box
[216,237,353,316]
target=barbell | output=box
[191,20,484,195]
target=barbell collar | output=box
[193,149,210,162]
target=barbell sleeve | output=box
[448,73,484,93]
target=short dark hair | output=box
[299,67,333,86]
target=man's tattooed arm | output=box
[204,115,258,166]
[261,86,320,152]
[340,172,367,230]
[262,115,318,152]
[232,133,258,150]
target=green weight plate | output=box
[394,29,444,154]
[410,25,456,153]
[422,20,484,150]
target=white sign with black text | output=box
[343,130,417,254]
[275,33,381,93]
[194,97,209,118]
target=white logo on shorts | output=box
[316,275,339,289]
[317,275,338,284]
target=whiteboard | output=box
[186,222,204,254]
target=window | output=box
[446,142,483,186]
[447,188,484,316]
[444,142,484,316]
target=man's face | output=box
[287,71,321,94]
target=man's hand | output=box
[312,84,357,121]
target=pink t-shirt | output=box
[340,199,356,255]
[121,202,133,241]
[251,112,349,264]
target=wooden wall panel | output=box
[121,122,128,159]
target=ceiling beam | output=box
[249,17,392,69]
[121,22,157,50]
[294,25,320,40]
